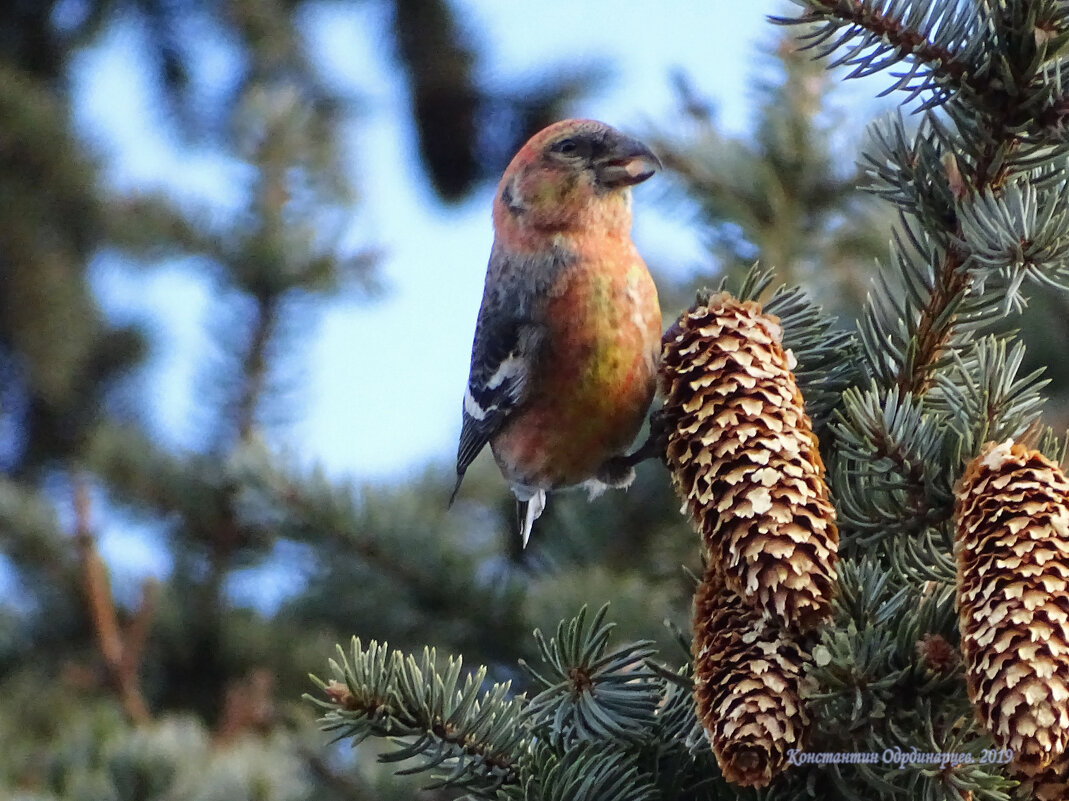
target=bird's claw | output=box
[599,407,669,482]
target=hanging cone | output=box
[691,567,810,787]
[661,293,838,631]
[1013,753,1068,801]
[954,439,1069,780]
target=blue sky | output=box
[76,1,788,493]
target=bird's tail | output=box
[448,470,465,508]
[516,489,546,548]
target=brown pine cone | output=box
[662,293,838,631]
[691,567,810,787]
[955,439,1069,780]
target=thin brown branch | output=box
[235,293,278,443]
[897,250,969,394]
[74,480,152,725]
[120,577,158,685]
[898,121,1021,394]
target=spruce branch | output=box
[308,609,717,800]
[521,605,660,748]
[932,336,1049,459]
[309,638,523,792]
[1036,91,1069,139]
[832,554,912,630]
[527,743,660,801]
[888,583,959,695]
[862,113,959,225]
[0,476,76,580]
[807,619,906,744]
[224,440,529,659]
[647,665,705,750]
[776,0,1069,125]
[812,569,962,763]
[832,384,954,543]
[955,180,1069,298]
[773,0,985,108]
[1038,425,1069,464]
[889,230,973,396]
[230,445,437,591]
[783,1,1069,395]
[803,562,1014,799]
[854,117,995,393]
[887,526,958,585]
[104,191,229,263]
[883,712,1016,801]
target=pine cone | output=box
[954,439,1069,778]
[692,568,810,787]
[1014,753,1068,801]
[661,294,838,631]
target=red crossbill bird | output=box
[450,119,662,546]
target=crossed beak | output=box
[594,135,662,189]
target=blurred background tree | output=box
[0,1,606,797]
[5,1,1069,800]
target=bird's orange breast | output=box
[491,234,661,490]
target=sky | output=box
[76,1,789,494]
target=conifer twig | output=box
[320,678,518,777]
[311,639,525,792]
[898,247,970,394]
[795,0,972,86]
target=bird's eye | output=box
[552,138,581,156]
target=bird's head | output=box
[493,119,661,239]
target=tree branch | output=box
[799,0,971,83]
[74,480,152,725]
[235,293,279,443]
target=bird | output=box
[450,118,662,547]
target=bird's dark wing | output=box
[450,246,569,504]
[450,312,543,504]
